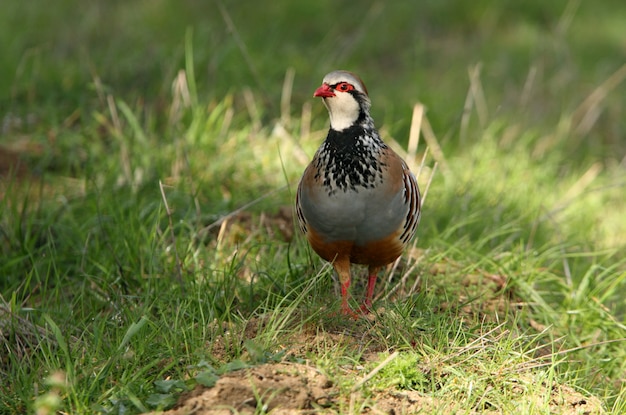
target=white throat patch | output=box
[323,92,360,131]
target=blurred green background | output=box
[3,0,625,161]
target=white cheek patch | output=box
[325,93,360,131]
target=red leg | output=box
[340,279,355,316]
[334,257,358,318]
[361,266,381,313]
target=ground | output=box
[145,322,604,415]
[138,210,608,415]
[148,359,603,414]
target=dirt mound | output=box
[150,363,332,414]
[145,361,445,414]
[145,361,603,414]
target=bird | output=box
[296,70,421,316]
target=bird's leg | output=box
[361,266,381,312]
[333,257,358,317]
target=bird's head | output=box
[314,70,371,131]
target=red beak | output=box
[313,83,335,98]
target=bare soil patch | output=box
[146,359,603,414]
[147,321,603,414]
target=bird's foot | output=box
[340,303,361,319]
[337,302,375,318]
[359,302,372,314]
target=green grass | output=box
[2,1,626,414]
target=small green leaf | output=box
[154,379,187,393]
[195,370,220,387]
[195,359,214,369]
[146,393,176,409]
[244,340,267,364]
[217,360,248,374]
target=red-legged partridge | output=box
[296,70,421,316]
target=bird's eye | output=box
[335,82,354,92]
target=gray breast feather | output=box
[299,184,408,245]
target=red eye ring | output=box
[334,82,354,92]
